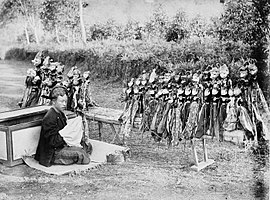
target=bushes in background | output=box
[4,37,251,82]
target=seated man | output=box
[35,85,90,167]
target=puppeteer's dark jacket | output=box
[35,107,67,167]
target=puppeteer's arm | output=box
[42,115,66,148]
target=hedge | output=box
[4,38,252,82]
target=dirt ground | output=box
[0,60,269,200]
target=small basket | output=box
[106,150,125,165]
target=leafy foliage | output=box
[217,0,269,47]
[40,0,79,29]
[87,19,122,41]
[0,0,17,27]
[165,10,188,42]
[144,6,169,40]
[40,0,62,32]
[0,0,39,26]
[217,0,270,97]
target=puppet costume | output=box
[19,69,42,108]
[25,75,42,107]
[81,79,96,109]
[35,107,90,167]
[195,85,212,138]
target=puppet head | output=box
[192,72,200,83]
[210,67,219,80]
[163,72,172,83]
[149,68,157,83]
[202,68,211,82]
[72,67,81,79]
[135,77,141,86]
[233,84,242,97]
[72,77,82,86]
[83,71,91,80]
[32,51,43,67]
[212,83,220,96]
[248,63,258,76]
[239,66,248,79]
[141,70,149,86]
[42,56,51,69]
[219,64,229,79]
[32,76,41,85]
[173,73,180,83]
[26,68,36,77]
[128,78,135,87]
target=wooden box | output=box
[223,130,245,145]
[0,106,77,167]
[0,105,51,167]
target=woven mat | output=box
[23,139,129,175]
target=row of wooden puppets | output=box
[19,51,270,146]
[119,61,270,146]
[19,51,98,111]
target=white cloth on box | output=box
[59,116,83,148]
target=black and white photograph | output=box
[0,0,269,199]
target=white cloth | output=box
[59,116,83,148]
[23,139,130,175]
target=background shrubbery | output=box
[4,38,252,81]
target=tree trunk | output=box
[72,29,76,46]
[24,24,30,45]
[28,15,40,45]
[79,0,87,46]
[33,27,40,45]
[67,30,71,47]
[55,25,61,44]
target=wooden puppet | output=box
[19,68,40,108]
[195,68,212,139]
[182,72,201,140]
[219,64,231,136]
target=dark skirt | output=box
[53,146,90,165]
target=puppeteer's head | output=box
[50,86,67,112]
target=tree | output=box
[40,0,62,43]
[17,0,41,44]
[0,0,41,44]
[58,1,80,45]
[144,5,169,40]
[165,10,188,42]
[217,0,270,98]
[0,0,16,27]
[79,0,87,46]
[40,0,82,45]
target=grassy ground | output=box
[0,60,269,200]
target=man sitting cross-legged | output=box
[35,85,91,167]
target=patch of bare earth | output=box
[0,61,269,200]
